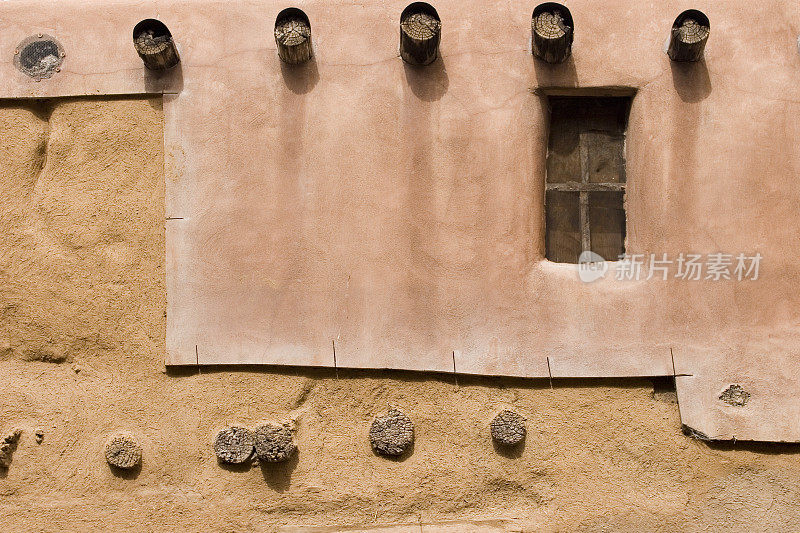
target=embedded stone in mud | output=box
[490,410,526,446]
[105,433,142,469]
[254,422,297,463]
[213,427,255,464]
[370,409,414,456]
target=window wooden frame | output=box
[542,91,633,263]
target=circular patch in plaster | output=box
[490,410,526,446]
[14,35,64,81]
[369,409,414,456]
[254,422,297,463]
[718,384,751,407]
[213,427,255,464]
[105,433,142,470]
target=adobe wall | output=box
[0,95,799,533]
[2,0,800,443]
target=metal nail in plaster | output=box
[14,34,64,81]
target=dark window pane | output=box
[546,107,581,183]
[579,97,629,132]
[583,131,625,183]
[545,96,630,263]
[546,191,581,263]
[547,97,629,185]
[589,191,625,261]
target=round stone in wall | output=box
[369,409,414,457]
[213,427,255,464]
[254,422,297,463]
[490,410,526,446]
[105,433,142,470]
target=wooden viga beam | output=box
[275,8,313,65]
[667,9,710,62]
[400,2,441,66]
[531,2,574,64]
[133,19,180,70]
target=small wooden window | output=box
[545,96,630,263]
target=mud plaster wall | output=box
[1,97,800,532]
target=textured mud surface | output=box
[3,98,800,531]
[0,429,22,468]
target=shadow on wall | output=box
[143,63,184,94]
[217,458,253,474]
[533,54,578,89]
[493,436,525,459]
[281,57,320,95]
[165,364,658,390]
[260,450,300,492]
[403,56,449,102]
[703,440,800,455]
[213,452,300,491]
[109,461,143,480]
[670,59,712,103]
